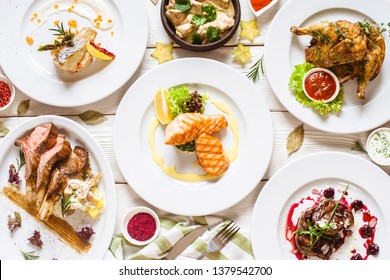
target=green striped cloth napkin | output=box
[108,215,253,260]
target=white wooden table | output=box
[1,0,389,235]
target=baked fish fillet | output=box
[195,134,229,176]
[51,27,97,74]
[165,113,228,145]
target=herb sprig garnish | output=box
[294,185,350,251]
[37,22,75,52]
[17,150,25,171]
[246,55,264,83]
[351,139,367,153]
[358,19,390,37]
[21,251,39,260]
[61,194,73,217]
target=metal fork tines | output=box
[197,221,240,260]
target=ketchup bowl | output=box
[248,0,279,17]
[302,68,340,103]
[122,206,160,246]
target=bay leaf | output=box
[0,121,10,138]
[78,110,107,125]
[17,99,30,117]
[287,123,304,155]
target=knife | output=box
[165,225,209,260]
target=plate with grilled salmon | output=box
[114,58,273,216]
[265,0,390,133]
[0,0,147,107]
[251,152,390,260]
[0,116,116,259]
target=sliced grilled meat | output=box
[37,146,89,221]
[35,134,72,208]
[15,123,58,206]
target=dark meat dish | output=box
[37,146,89,221]
[295,198,354,259]
[15,123,58,206]
[291,20,386,99]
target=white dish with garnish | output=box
[0,0,148,107]
[251,152,390,260]
[114,58,273,216]
[265,0,390,133]
[0,116,116,259]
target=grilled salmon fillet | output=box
[51,27,97,74]
[165,113,228,145]
[195,134,229,176]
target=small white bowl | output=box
[122,206,160,246]
[366,127,390,166]
[0,75,15,112]
[247,0,279,17]
[302,68,340,103]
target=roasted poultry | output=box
[291,20,386,99]
[15,123,58,206]
[195,134,229,176]
[37,146,89,221]
[165,113,228,145]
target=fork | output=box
[197,221,240,260]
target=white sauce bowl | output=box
[366,127,390,166]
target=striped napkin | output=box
[108,215,253,260]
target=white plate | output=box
[114,58,273,216]
[0,116,116,259]
[265,0,390,133]
[0,0,148,107]
[251,152,390,260]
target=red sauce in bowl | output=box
[304,71,337,101]
[0,81,11,108]
[127,212,157,241]
[250,0,272,11]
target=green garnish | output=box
[358,19,390,37]
[21,251,39,260]
[246,55,264,83]
[191,33,202,44]
[351,139,367,153]
[206,26,220,43]
[61,194,74,217]
[295,185,350,251]
[176,141,196,153]
[167,86,205,118]
[191,5,217,26]
[17,150,25,172]
[288,63,344,115]
[174,0,192,13]
[192,15,207,26]
[37,22,75,52]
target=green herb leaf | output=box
[61,194,73,217]
[21,251,39,260]
[191,33,202,44]
[174,0,192,12]
[176,141,196,153]
[78,110,107,125]
[203,4,217,22]
[246,55,264,83]
[287,124,304,156]
[17,99,30,117]
[206,26,220,43]
[289,63,344,115]
[351,139,367,153]
[38,22,75,52]
[17,150,25,171]
[192,15,207,26]
[0,121,10,138]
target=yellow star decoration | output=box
[239,20,261,42]
[151,42,174,64]
[232,43,252,64]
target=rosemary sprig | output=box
[21,251,39,260]
[246,55,264,83]
[61,194,73,217]
[37,22,75,52]
[351,139,367,153]
[295,185,350,251]
[16,150,25,171]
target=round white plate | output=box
[114,58,273,216]
[251,152,390,260]
[265,0,390,133]
[0,0,148,107]
[0,116,116,259]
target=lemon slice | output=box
[86,41,115,61]
[154,88,172,125]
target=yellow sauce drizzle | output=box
[148,99,239,182]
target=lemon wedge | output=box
[154,88,172,125]
[86,41,116,61]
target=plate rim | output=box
[264,0,390,134]
[0,115,116,259]
[250,151,390,260]
[113,57,274,216]
[0,0,148,107]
